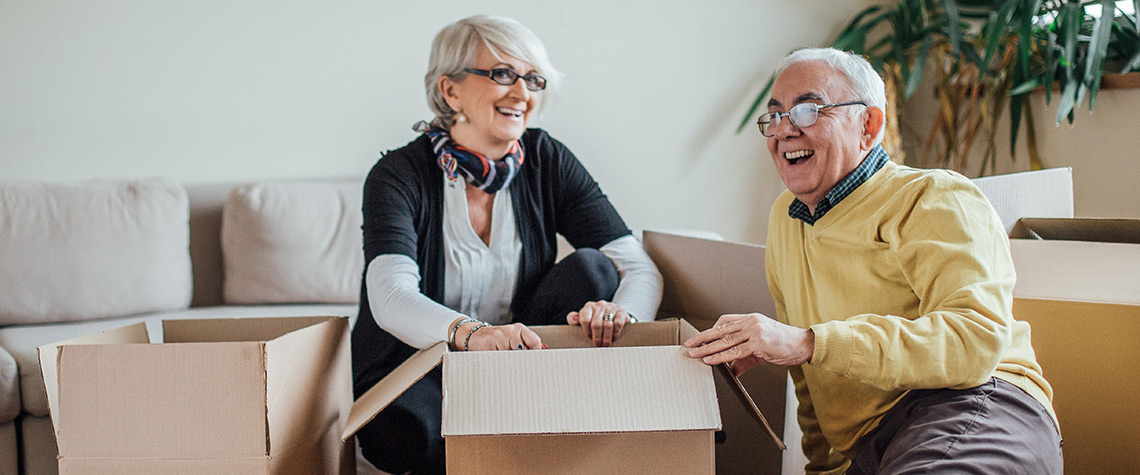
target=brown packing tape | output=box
[716,363,786,451]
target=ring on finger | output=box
[515,343,525,350]
[602,312,614,322]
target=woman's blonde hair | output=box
[424,15,561,130]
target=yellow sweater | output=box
[766,161,1056,474]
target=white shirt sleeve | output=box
[599,234,663,321]
[366,253,467,349]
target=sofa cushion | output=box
[0,180,192,326]
[0,304,357,417]
[222,180,363,304]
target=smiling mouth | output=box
[496,107,524,118]
[784,149,814,165]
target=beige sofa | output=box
[0,178,365,474]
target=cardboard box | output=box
[1009,218,1140,474]
[971,167,1073,234]
[642,231,790,475]
[344,231,785,475]
[38,316,354,474]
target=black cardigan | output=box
[351,128,630,394]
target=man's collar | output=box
[788,145,889,225]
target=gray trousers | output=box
[847,378,1063,475]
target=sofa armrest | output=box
[0,345,18,422]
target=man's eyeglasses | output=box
[757,101,867,137]
[464,68,547,91]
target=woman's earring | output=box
[455,111,468,124]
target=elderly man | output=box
[684,48,1062,474]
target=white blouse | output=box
[366,177,663,349]
[440,177,521,325]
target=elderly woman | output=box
[351,15,663,474]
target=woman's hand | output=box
[461,321,543,351]
[683,313,814,376]
[566,300,632,347]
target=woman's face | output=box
[441,45,540,157]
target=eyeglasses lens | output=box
[490,69,516,85]
[522,75,545,90]
[790,103,819,128]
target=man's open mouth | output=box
[784,149,814,165]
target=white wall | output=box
[0,0,887,244]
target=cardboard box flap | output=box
[163,316,338,343]
[643,231,774,324]
[1011,239,1140,305]
[441,345,720,436]
[342,342,447,441]
[716,364,787,450]
[970,167,1073,235]
[263,317,349,457]
[55,341,270,458]
[37,322,150,436]
[532,319,682,348]
[1011,218,1140,244]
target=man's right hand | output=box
[683,313,815,375]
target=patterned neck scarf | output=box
[424,126,524,194]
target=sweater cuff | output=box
[810,320,855,375]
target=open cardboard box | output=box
[38,316,354,474]
[1008,218,1140,473]
[344,231,786,475]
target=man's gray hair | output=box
[424,15,562,130]
[776,48,887,146]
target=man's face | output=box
[766,61,873,210]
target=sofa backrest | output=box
[186,182,235,307]
[0,179,193,325]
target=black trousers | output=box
[357,248,619,475]
[847,378,1063,475]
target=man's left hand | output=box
[684,313,814,375]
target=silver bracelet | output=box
[448,317,478,351]
[462,322,490,351]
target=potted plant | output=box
[738,0,1140,175]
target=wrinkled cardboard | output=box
[344,231,785,475]
[38,316,354,474]
[1009,218,1140,473]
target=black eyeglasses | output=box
[757,101,867,137]
[464,68,547,91]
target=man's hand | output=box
[683,313,815,375]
